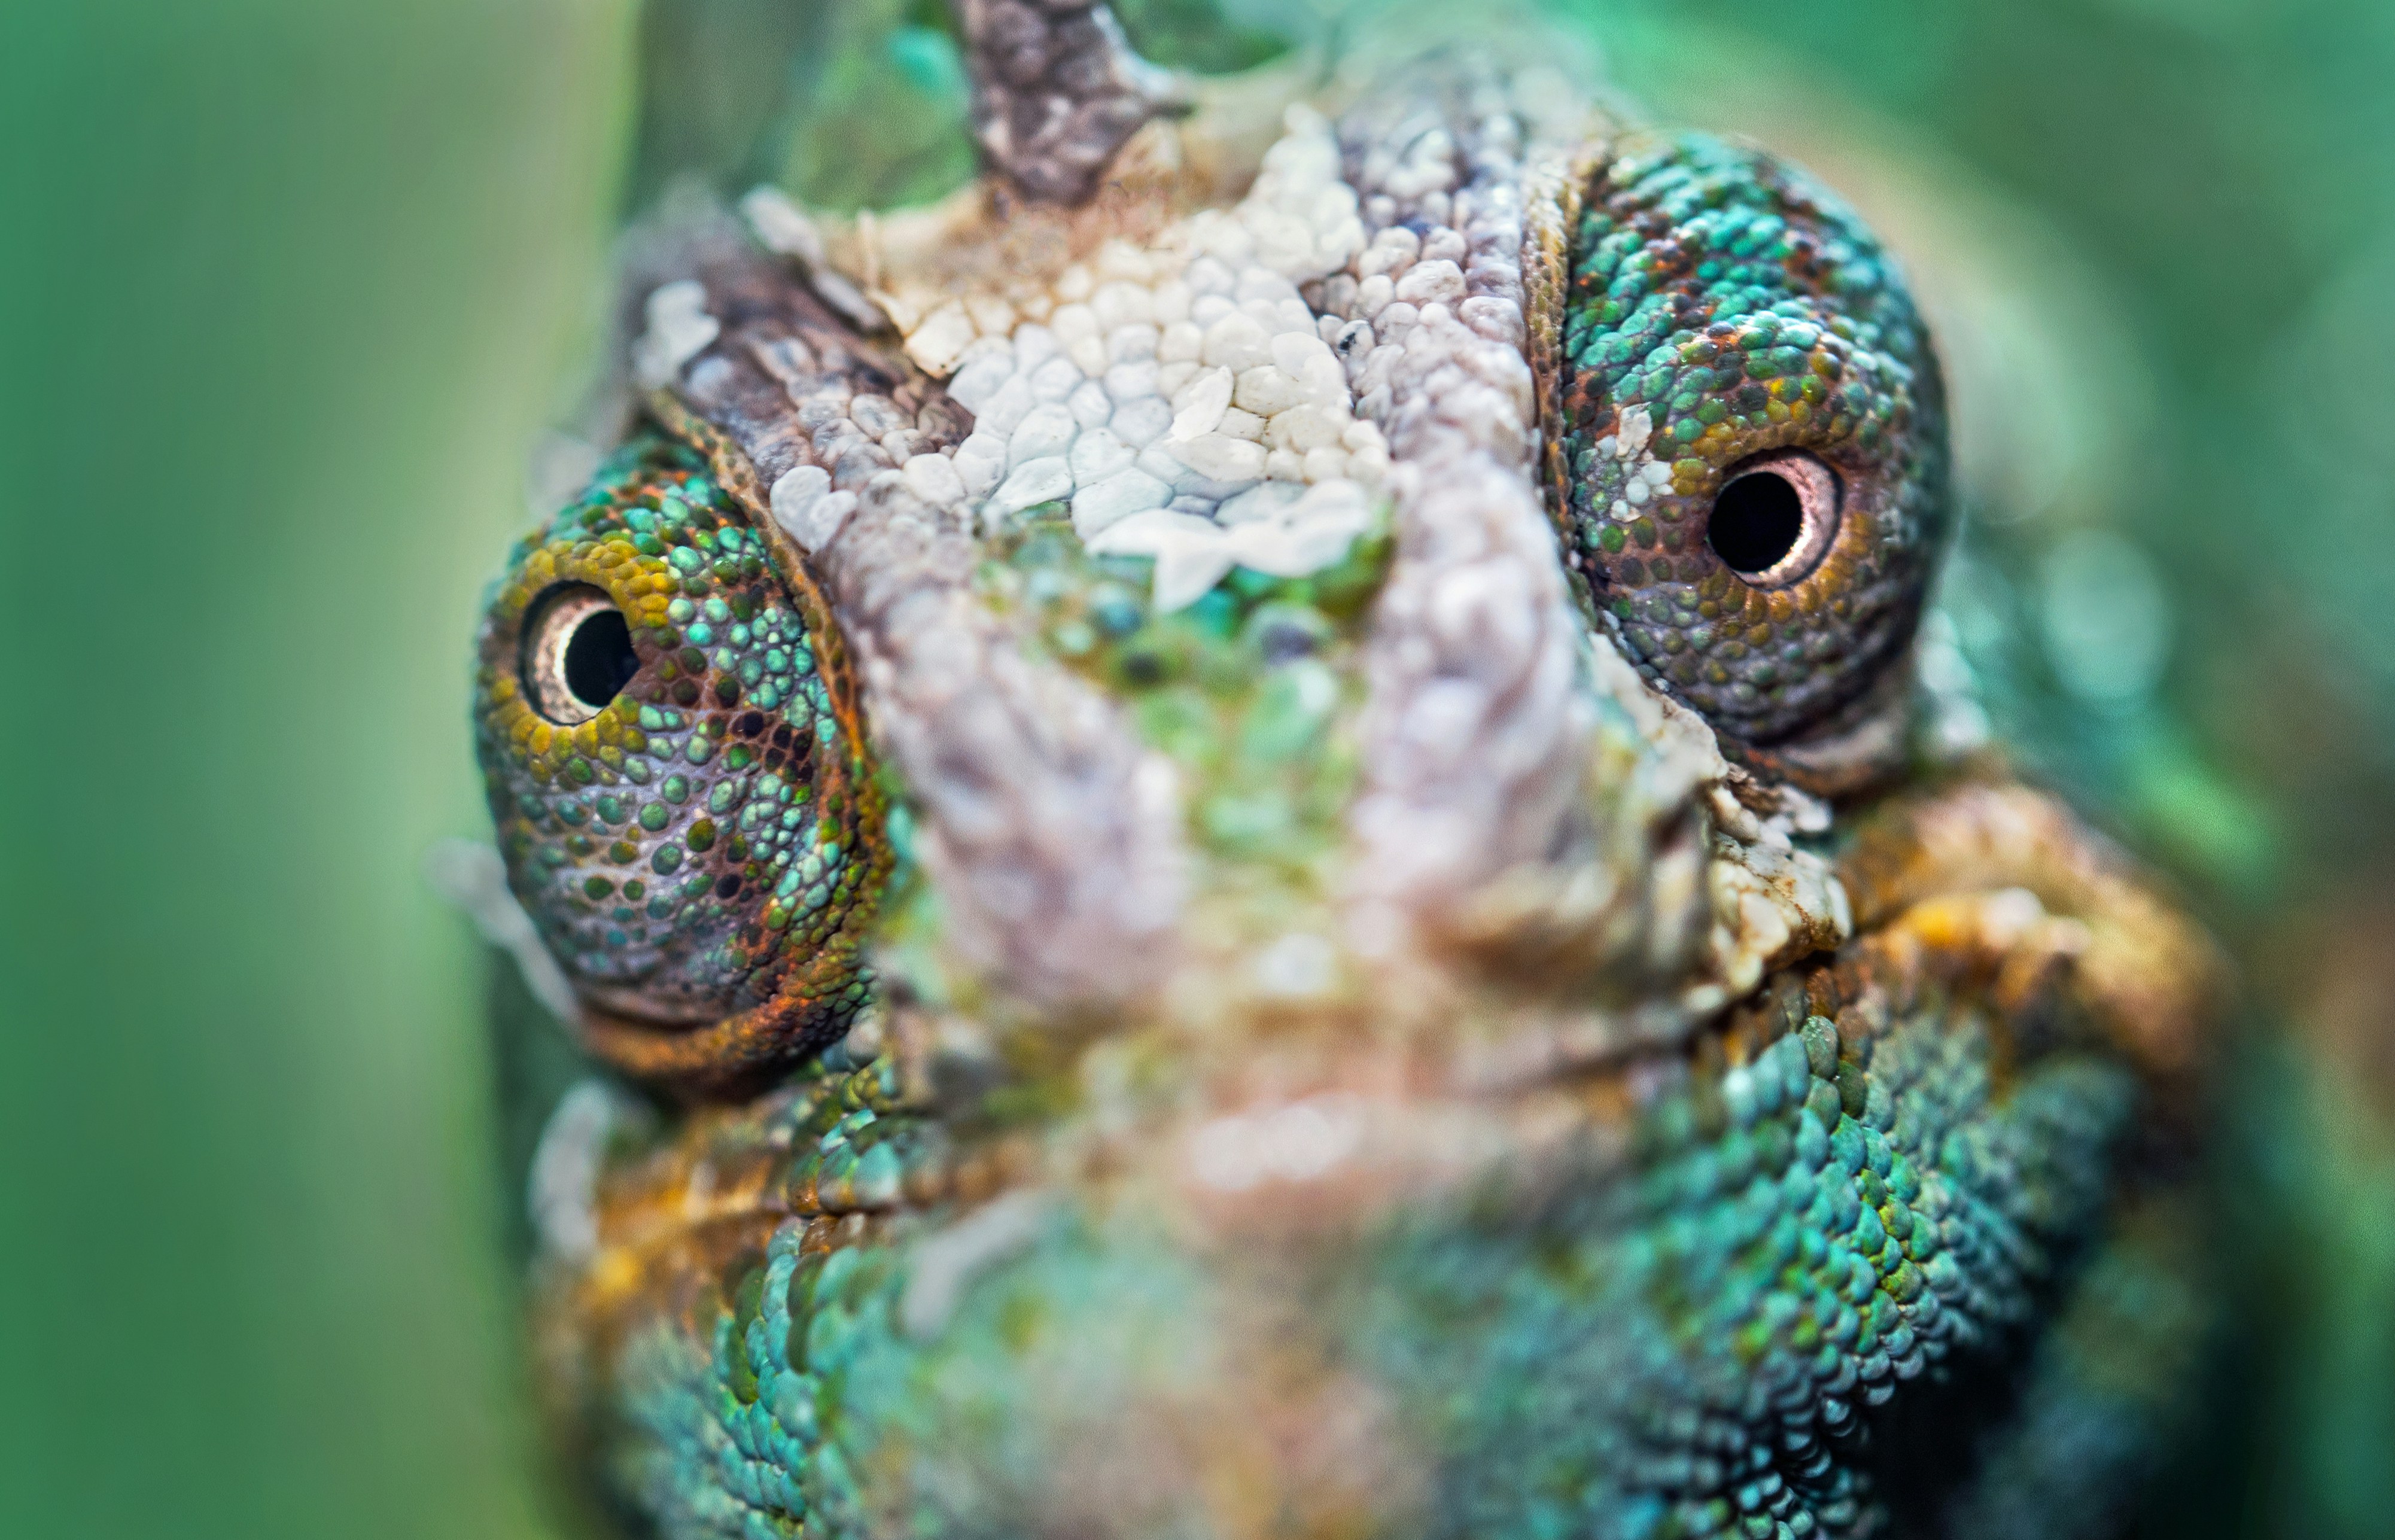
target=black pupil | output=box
[1709,472,1804,575]
[563,606,639,708]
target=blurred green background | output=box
[5,1,2391,1536]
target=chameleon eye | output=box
[1559,133,1950,751]
[1706,451,1839,587]
[521,585,640,726]
[472,429,890,1089]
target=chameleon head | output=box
[471,433,888,1086]
[483,12,2221,1536]
[471,47,1956,1088]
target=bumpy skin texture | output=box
[1560,134,1948,745]
[482,14,2220,1540]
[1363,940,2142,1540]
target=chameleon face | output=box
[477,9,2220,1538]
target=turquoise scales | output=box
[482,11,2220,1540]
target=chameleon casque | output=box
[469,5,2223,1536]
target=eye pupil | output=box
[564,607,639,709]
[522,585,641,726]
[1709,472,1805,575]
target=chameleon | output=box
[467,5,2224,1536]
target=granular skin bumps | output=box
[910,105,1393,614]
[1362,949,2141,1540]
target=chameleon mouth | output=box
[574,979,726,1027]
[555,775,2218,1247]
[1831,777,2219,1086]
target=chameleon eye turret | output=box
[1558,132,1949,753]
[471,429,889,1089]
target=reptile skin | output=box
[471,8,2221,1537]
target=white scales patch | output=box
[630,279,722,391]
[888,106,1393,610]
